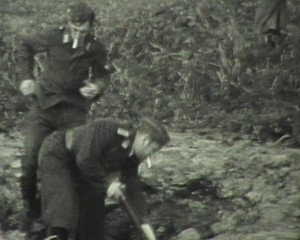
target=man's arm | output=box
[120,161,149,223]
[74,120,120,197]
[80,74,110,100]
[74,126,107,197]
[90,41,112,98]
[119,162,156,240]
[94,74,110,97]
[18,29,52,80]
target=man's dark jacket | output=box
[18,26,110,109]
[254,0,289,35]
[39,119,148,239]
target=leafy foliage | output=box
[1,0,300,143]
[1,0,300,237]
[92,0,300,144]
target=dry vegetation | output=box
[1,0,300,143]
[1,1,300,239]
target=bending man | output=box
[39,117,170,240]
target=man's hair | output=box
[138,117,170,147]
[67,2,95,25]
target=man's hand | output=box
[19,79,36,96]
[141,224,156,240]
[79,82,100,99]
[44,236,58,240]
[106,180,125,200]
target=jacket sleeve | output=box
[92,42,111,78]
[91,42,111,97]
[120,159,149,222]
[18,29,53,80]
[74,121,119,198]
[74,126,107,197]
[254,0,288,34]
[76,151,107,198]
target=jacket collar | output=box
[61,27,93,58]
[62,27,72,44]
[62,26,93,50]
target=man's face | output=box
[68,21,91,48]
[133,132,161,161]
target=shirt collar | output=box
[62,27,91,44]
[62,28,93,55]
[62,27,72,44]
[126,131,136,157]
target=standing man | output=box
[17,1,111,231]
[254,0,289,47]
[39,117,170,240]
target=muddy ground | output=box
[0,129,300,240]
[1,0,300,239]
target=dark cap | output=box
[68,2,95,25]
[138,117,170,147]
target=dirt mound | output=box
[1,131,300,239]
[1,0,300,237]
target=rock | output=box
[288,171,300,183]
[219,178,253,198]
[280,194,300,207]
[211,210,247,234]
[211,221,235,235]
[245,190,262,204]
[260,186,282,203]
[175,228,202,240]
[263,155,291,168]
[278,194,300,219]
[265,169,283,185]
[244,230,300,240]
[10,161,21,169]
[278,167,291,178]
[1,230,26,240]
[208,233,249,240]
[210,229,300,240]
[292,210,300,218]
[258,204,286,226]
[232,197,251,208]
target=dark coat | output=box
[38,119,147,239]
[254,0,289,34]
[18,26,110,109]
